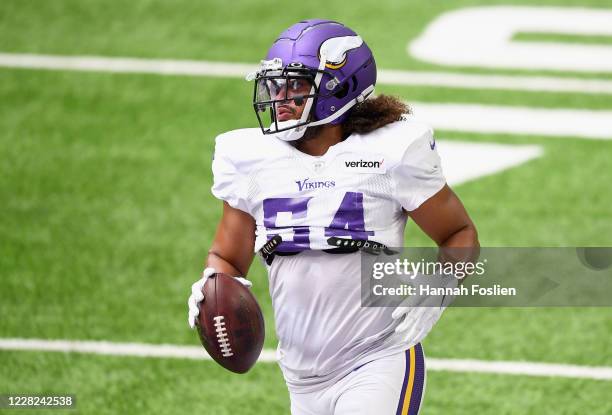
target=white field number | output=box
[410,6,612,72]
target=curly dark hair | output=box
[342,94,410,135]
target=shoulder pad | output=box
[349,116,434,169]
[214,128,288,174]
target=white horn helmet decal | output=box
[318,35,364,69]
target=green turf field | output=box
[1,1,611,414]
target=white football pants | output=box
[289,343,426,415]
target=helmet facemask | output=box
[251,59,329,141]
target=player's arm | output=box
[391,129,478,337]
[391,185,479,337]
[187,201,256,328]
[406,184,480,263]
[207,201,256,277]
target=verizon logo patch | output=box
[340,155,386,173]
[344,159,383,168]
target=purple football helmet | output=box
[248,19,377,141]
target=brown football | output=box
[196,273,265,373]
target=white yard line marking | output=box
[378,69,612,94]
[427,358,612,381]
[0,53,257,78]
[1,338,611,380]
[0,337,274,362]
[2,52,612,95]
[411,102,612,140]
[438,140,543,186]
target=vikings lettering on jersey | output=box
[211,117,445,254]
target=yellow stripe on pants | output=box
[401,347,416,415]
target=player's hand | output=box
[187,267,252,329]
[391,272,458,341]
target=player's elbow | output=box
[462,222,479,247]
[207,250,249,277]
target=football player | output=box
[188,19,479,415]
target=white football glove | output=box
[391,272,458,342]
[187,267,252,329]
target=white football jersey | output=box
[211,117,446,392]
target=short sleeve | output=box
[390,128,446,211]
[210,136,250,214]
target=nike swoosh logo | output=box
[430,139,436,150]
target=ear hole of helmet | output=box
[333,82,349,99]
[332,74,361,99]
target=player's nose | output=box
[275,87,289,101]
